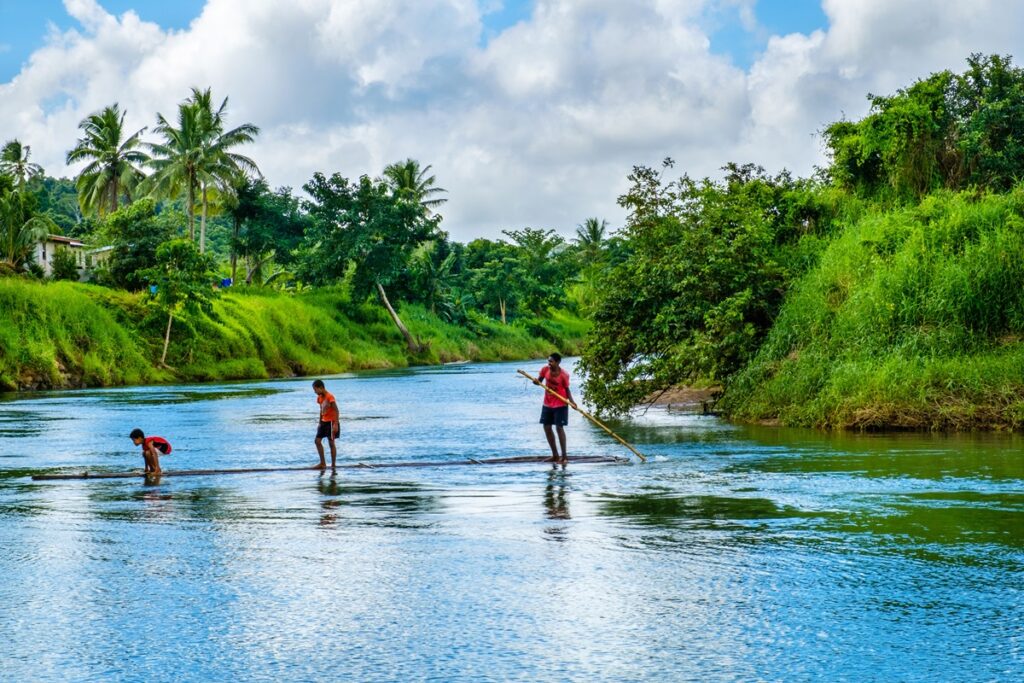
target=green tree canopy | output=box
[98,198,179,290]
[0,140,44,187]
[302,172,440,350]
[825,53,1024,201]
[577,161,835,414]
[143,238,217,365]
[66,103,149,216]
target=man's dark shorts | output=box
[539,405,569,426]
[316,420,336,440]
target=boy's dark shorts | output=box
[316,420,337,440]
[539,405,569,426]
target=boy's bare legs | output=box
[314,438,327,469]
[327,433,337,469]
[145,447,161,474]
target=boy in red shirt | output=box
[129,428,172,474]
[313,379,340,469]
[537,352,575,464]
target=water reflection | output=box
[314,477,441,528]
[597,491,808,529]
[544,470,571,520]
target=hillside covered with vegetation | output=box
[578,54,1024,430]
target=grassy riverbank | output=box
[721,189,1024,430]
[0,279,589,391]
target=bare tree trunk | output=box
[230,215,239,283]
[499,297,506,325]
[376,281,421,353]
[199,183,208,253]
[161,312,173,365]
[187,178,196,242]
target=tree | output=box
[187,87,260,253]
[66,104,149,216]
[501,227,568,314]
[573,217,609,266]
[577,163,829,414]
[383,158,448,214]
[302,172,439,351]
[49,246,81,281]
[463,238,521,323]
[0,140,44,187]
[407,240,462,321]
[824,54,1024,200]
[145,88,260,252]
[98,198,178,290]
[142,239,217,365]
[0,176,53,273]
[229,179,306,285]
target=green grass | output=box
[722,188,1024,430]
[0,280,590,391]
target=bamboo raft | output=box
[31,455,627,481]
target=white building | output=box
[34,234,87,277]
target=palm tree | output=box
[574,217,609,265]
[143,102,205,242]
[188,87,260,253]
[145,88,260,251]
[0,140,44,187]
[383,158,447,214]
[66,104,149,216]
[0,186,53,272]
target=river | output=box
[0,359,1021,681]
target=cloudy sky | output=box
[2,0,1022,241]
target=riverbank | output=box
[0,278,589,391]
[720,189,1024,430]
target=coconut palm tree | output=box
[145,88,260,251]
[143,102,205,242]
[66,104,149,216]
[0,140,44,187]
[383,158,447,214]
[574,217,608,265]
[188,87,260,253]
[0,185,53,272]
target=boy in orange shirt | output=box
[312,379,340,469]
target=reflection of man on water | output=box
[535,353,575,464]
[544,470,570,520]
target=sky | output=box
[1,0,1022,242]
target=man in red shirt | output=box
[537,352,575,464]
[313,379,341,469]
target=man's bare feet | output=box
[313,462,327,470]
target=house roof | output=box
[45,234,85,248]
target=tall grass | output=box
[0,280,590,391]
[722,188,1024,429]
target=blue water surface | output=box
[0,359,1021,682]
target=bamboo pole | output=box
[518,369,647,462]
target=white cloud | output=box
[2,0,1024,240]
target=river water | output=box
[0,359,1020,682]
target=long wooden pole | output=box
[518,369,647,462]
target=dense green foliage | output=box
[578,54,1024,430]
[578,161,852,413]
[0,278,587,391]
[96,199,179,290]
[144,239,218,363]
[722,190,1024,429]
[825,54,1024,201]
